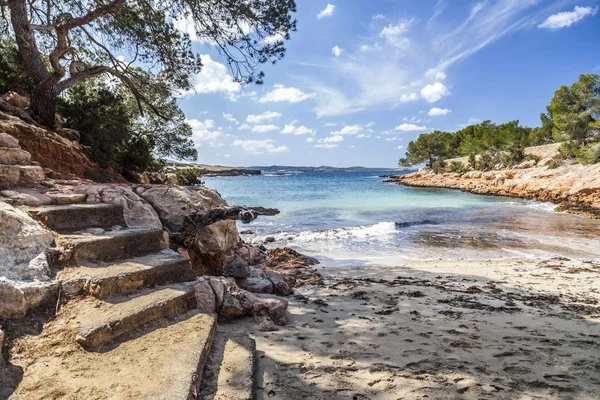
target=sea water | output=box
[204,170,600,264]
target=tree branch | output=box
[182,206,280,233]
[61,0,125,29]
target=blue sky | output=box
[175,0,600,168]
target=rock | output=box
[482,172,496,181]
[1,91,30,109]
[0,132,19,148]
[0,279,59,319]
[193,278,217,313]
[19,166,45,184]
[77,185,162,229]
[264,236,276,243]
[0,165,20,185]
[256,294,289,326]
[0,201,54,282]
[240,229,256,235]
[267,248,320,266]
[45,192,86,205]
[515,159,537,169]
[0,326,4,365]
[0,189,52,206]
[0,147,31,165]
[266,271,293,296]
[237,276,274,294]
[208,277,228,311]
[135,185,243,275]
[222,257,251,278]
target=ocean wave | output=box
[273,221,397,243]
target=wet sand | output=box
[224,257,600,399]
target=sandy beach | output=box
[223,257,600,399]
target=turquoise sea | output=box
[204,170,600,264]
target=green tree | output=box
[547,74,600,143]
[399,131,453,167]
[0,0,297,126]
[0,39,32,94]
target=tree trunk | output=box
[30,85,57,127]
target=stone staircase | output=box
[0,131,44,186]
[18,200,258,399]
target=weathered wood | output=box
[183,206,279,232]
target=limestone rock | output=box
[0,132,19,148]
[0,147,31,165]
[45,192,86,205]
[0,201,54,282]
[0,279,59,319]
[1,91,30,109]
[135,185,243,275]
[256,294,289,326]
[19,165,45,184]
[0,165,20,185]
[76,185,162,229]
[0,189,52,206]
[515,159,537,169]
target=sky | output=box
[175,0,600,168]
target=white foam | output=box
[273,221,397,243]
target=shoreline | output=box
[385,163,600,219]
[226,256,600,399]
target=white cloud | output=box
[238,123,251,131]
[400,93,418,102]
[223,113,239,124]
[174,16,253,44]
[428,107,451,116]
[331,125,363,135]
[317,4,336,19]
[315,143,338,149]
[251,124,279,133]
[246,111,282,124]
[306,137,315,143]
[385,136,402,141]
[425,68,447,81]
[359,43,383,52]
[186,55,241,99]
[379,19,413,49]
[233,139,288,154]
[188,119,223,147]
[320,135,344,143]
[332,46,344,57]
[281,125,315,135]
[538,6,598,30]
[395,123,427,132]
[421,82,450,103]
[397,145,404,150]
[263,33,285,45]
[259,84,314,103]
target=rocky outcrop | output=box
[266,247,323,286]
[0,111,123,181]
[387,162,600,218]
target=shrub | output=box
[502,144,525,167]
[476,151,496,171]
[431,159,446,174]
[175,168,204,186]
[546,157,562,169]
[448,161,469,174]
[578,143,600,165]
[468,154,477,170]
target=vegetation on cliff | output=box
[399,74,600,171]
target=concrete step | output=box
[200,332,257,400]
[74,283,197,349]
[58,227,166,262]
[0,147,31,165]
[26,203,125,232]
[8,310,218,399]
[59,251,196,297]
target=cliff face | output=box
[387,163,600,217]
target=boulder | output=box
[222,256,251,278]
[0,201,54,282]
[267,247,320,266]
[135,185,243,275]
[0,132,19,148]
[1,91,30,109]
[0,148,31,165]
[76,185,162,229]
[0,279,59,319]
[515,159,537,169]
[193,278,216,313]
[256,294,289,326]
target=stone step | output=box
[9,310,218,399]
[58,227,166,262]
[26,203,125,232]
[59,251,196,297]
[0,132,19,148]
[200,332,257,400]
[74,283,198,349]
[0,147,31,165]
[19,165,44,184]
[45,192,86,205]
